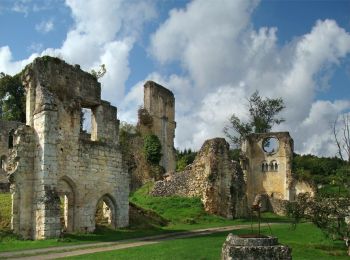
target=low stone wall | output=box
[221,233,292,260]
[152,138,248,219]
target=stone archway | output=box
[57,176,76,232]
[95,194,117,229]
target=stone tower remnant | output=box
[241,132,294,206]
[138,81,176,173]
[7,57,129,239]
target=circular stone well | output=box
[221,233,292,260]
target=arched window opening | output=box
[95,194,116,230]
[261,161,268,172]
[270,160,278,171]
[1,155,7,170]
[59,194,69,231]
[57,177,75,232]
[8,129,14,149]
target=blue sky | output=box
[0,0,350,157]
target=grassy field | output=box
[64,223,349,260]
[1,184,349,258]
[0,193,11,230]
[0,186,253,252]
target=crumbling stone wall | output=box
[138,81,176,173]
[0,120,23,192]
[241,132,294,206]
[152,138,247,218]
[241,132,314,213]
[7,57,129,239]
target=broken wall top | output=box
[22,56,101,107]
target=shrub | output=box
[143,135,162,165]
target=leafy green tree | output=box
[0,72,26,122]
[143,134,162,165]
[176,149,197,171]
[224,91,285,147]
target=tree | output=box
[224,91,285,147]
[0,72,26,122]
[333,114,350,162]
[286,193,350,256]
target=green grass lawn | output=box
[0,193,11,230]
[1,184,348,259]
[0,186,285,253]
[64,223,349,260]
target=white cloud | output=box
[144,0,350,156]
[0,0,157,108]
[35,20,54,33]
[1,0,350,158]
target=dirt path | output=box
[0,223,280,260]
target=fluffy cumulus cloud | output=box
[1,0,350,157]
[144,0,350,155]
[0,0,156,106]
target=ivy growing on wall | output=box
[143,134,162,165]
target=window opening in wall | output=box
[262,137,279,154]
[81,108,92,134]
[59,194,69,231]
[270,160,278,171]
[95,200,112,228]
[8,129,14,148]
[0,155,6,170]
[261,161,268,172]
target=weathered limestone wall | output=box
[0,120,23,192]
[241,132,294,206]
[152,138,247,218]
[289,180,315,200]
[138,81,176,173]
[8,57,129,239]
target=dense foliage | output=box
[176,149,197,171]
[224,91,285,147]
[292,153,349,191]
[0,73,25,122]
[143,134,162,165]
[286,193,350,255]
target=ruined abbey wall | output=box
[241,132,314,209]
[152,138,248,219]
[138,81,176,173]
[7,57,129,239]
[0,121,23,192]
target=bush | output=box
[143,135,162,165]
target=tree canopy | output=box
[224,91,285,147]
[0,72,26,122]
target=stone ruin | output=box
[6,57,129,239]
[0,120,23,192]
[152,138,248,219]
[0,56,315,240]
[138,81,176,173]
[241,132,314,214]
[128,81,177,190]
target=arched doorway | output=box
[57,177,76,232]
[95,194,116,229]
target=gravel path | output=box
[0,223,280,260]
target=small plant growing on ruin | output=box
[138,106,153,127]
[90,64,106,79]
[143,134,162,165]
